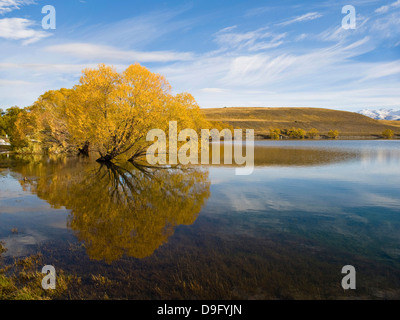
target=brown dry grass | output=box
[379,120,400,128]
[202,107,400,138]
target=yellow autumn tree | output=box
[307,128,320,139]
[13,89,74,153]
[328,130,340,139]
[382,129,394,139]
[287,127,306,139]
[14,63,210,161]
[16,156,211,263]
[269,128,281,140]
[67,63,210,162]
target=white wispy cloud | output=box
[375,0,400,13]
[1,3,399,111]
[371,10,400,39]
[375,5,390,13]
[276,12,322,26]
[81,7,195,48]
[0,0,34,14]
[0,18,51,44]
[318,15,370,42]
[318,26,347,42]
[199,88,229,94]
[157,30,400,110]
[45,43,195,63]
[244,6,274,18]
[215,26,286,52]
[216,37,372,87]
[360,60,400,80]
[0,78,31,85]
[0,62,126,74]
[296,33,308,41]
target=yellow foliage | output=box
[269,128,281,140]
[328,130,340,139]
[382,129,394,139]
[15,157,210,263]
[67,63,210,161]
[287,127,306,139]
[13,89,74,153]
[307,128,320,139]
[14,63,211,161]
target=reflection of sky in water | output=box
[203,141,400,262]
[207,141,400,213]
[0,170,70,257]
[208,163,400,213]
[0,140,400,264]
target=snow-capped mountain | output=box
[358,109,400,121]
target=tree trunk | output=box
[96,154,114,163]
[128,149,147,163]
[78,142,90,157]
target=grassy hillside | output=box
[379,120,400,128]
[203,107,400,138]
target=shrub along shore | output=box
[203,107,400,140]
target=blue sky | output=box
[0,0,399,111]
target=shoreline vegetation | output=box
[0,243,75,300]
[203,107,400,141]
[0,64,398,161]
[1,106,399,158]
[1,64,399,301]
[0,64,215,162]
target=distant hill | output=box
[379,120,400,128]
[202,107,400,138]
[358,109,400,121]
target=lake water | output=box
[0,140,399,299]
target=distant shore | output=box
[203,107,400,140]
[0,146,11,152]
[253,135,399,140]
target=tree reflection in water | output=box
[16,157,210,263]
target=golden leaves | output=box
[16,157,210,263]
[14,63,210,161]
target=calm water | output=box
[0,140,399,299]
